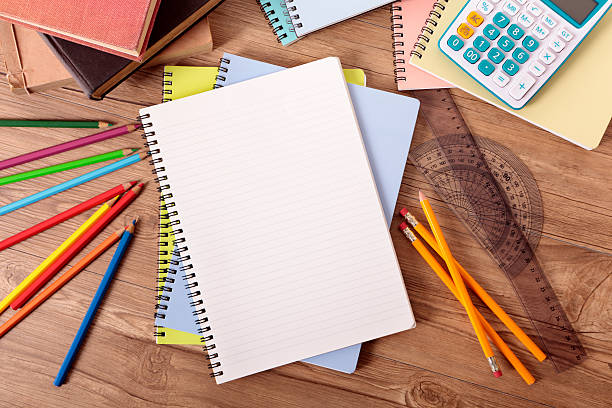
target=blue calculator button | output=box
[507,24,525,40]
[502,59,520,76]
[488,47,505,64]
[478,59,495,76]
[463,48,481,64]
[483,24,500,40]
[493,12,510,28]
[522,35,539,52]
[497,35,515,52]
[512,48,530,64]
[473,36,490,52]
[447,35,465,51]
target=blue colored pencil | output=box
[0,152,144,216]
[53,220,136,387]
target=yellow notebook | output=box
[409,0,611,150]
[155,65,367,344]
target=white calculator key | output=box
[539,49,556,65]
[517,13,535,28]
[493,73,510,87]
[559,27,573,41]
[477,1,495,15]
[529,61,546,77]
[541,13,557,29]
[526,2,542,16]
[532,24,550,39]
[550,38,565,52]
[503,0,520,15]
[509,74,536,100]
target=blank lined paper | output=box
[140,58,415,384]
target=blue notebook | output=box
[160,53,420,373]
[257,0,299,46]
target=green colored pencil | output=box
[0,148,137,186]
[0,120,112,128]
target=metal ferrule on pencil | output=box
[487,356,500,373]
[399,224,417,242]
[399,208,419,227]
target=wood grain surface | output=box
[0,1,610,407]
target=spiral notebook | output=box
[256,0,299,45]
[409,0,612,150]
[390,0,450,90]
[140,57,415,383]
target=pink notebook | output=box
[391,0,450,90]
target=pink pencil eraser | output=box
[399,222,409,231]
[399,208,408,216]
[493,370,502,378]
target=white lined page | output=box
[140,58,415,384]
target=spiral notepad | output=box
[257,0,299,45]
[140,57,415,383]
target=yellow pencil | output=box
[399,223,536,385]
[419,191,501,377]
[400,208,547,363]
[0,197,117,314]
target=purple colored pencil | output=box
[0,123,140,171]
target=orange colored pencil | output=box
[419,191,501,377]
[399,223,535,385]
[0,226,126,339]
[400,208,547,363]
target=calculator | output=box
[439,0,612,109]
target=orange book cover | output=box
[0,0,161,61]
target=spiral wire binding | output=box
[138,112,222,378]
[284,0,303,28]
[162,71,173,103]
[257,0,292,43]
[214,57,231,89]
[410,0,448,59]
[390,3,405,83]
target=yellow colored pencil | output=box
[400,208,547,363]
[419,191,501,377]
[0,197,116,314]
[399,223,536,385]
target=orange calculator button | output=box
[457,23,474,39]
[467,11,484,27]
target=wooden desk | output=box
[0,1,610,406]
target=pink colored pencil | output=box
[0,123,140,171]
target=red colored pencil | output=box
[10,183,144,309]
[0,181,137,252]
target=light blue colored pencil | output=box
[53,220,136,387]
[0,152,144,216]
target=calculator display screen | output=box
[547,0,598,24]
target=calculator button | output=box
[550,38,565,52]
[502,59,520,76]
[478,59,496,76]
[522,35,539,51]
[517,13,535,28]
[532,24,550,39]
[541,13,557,29]
[483,24,501,40]
[509,74,536,100]
[526,2,542,16]
[447,35,465,51]
[488,47,506,63]
[458,23,475,39]
[476,1,495,15]
[559,27,573,41]
[539,49,556,65]
[493,12,511,28]
[498,35,515,52]
[474,36,491,52]
[529,61,546,77]
[507,24,525,40]
[464,48,481,64]
[467,11,485,27]
[512,48,530,64]
[493,72,510,87]
[503,1,520,15]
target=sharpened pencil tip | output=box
[126,223,135,233]
[418,190,426,202]
[98,121,112,128]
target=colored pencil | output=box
[399,223,535,385]
[0,120,112,128]
[419,191,501,377]
[0,181,136,252]
[0,198,116,314]
[54,220,136,387]
[0,152,145,216]
[0,123,139,171]
[0,226,126,339]
[400,208,547,363]
[0,149,138,186]
[11,184,143,309]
